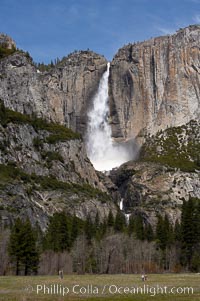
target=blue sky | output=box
[0,0,199,63]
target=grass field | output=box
[0,274,200,301]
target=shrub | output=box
[41,151,64,164]
[0,45,16,59]
[33,137,43,150]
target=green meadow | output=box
[0,274,200,301]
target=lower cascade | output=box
[86,62,134,171]
[119,198,131,223]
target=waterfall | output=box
[119,199,123,210]
[119,198,131,224]
[125,213,131,223]
[86,62,133,171]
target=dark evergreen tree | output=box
[114,211,126,232]
[156,214,174,249]
[174,220,182,242]
[8,218,39,275]
[0,100,7,126]
[44,212,70,251]
[144,223,154,241]
[94,211,101,240]
[180,199,197,268]
[164,214,174,246]
[190,197,200,272]
[156,214,167,250]
[194,199,200,242]
[84,215,95,242]
[134,215,145,240]
[107,210,114,228]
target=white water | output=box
[87,63,133,171]
[119,198,131,224]
[125,213,131,223]
[120,199,124,211]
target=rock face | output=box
[0,28,199,232]
[0,108,117,230]
[0,33,16,49]
[0,37,114,231]
[0,123,101,188]
[0,50,107,135]
[109,119,200,227]
[109,25,200,142]
[110,161,200,227]
[109,119,200,228]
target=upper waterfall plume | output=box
[86,62,134,171]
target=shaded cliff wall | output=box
[109,25,200,142]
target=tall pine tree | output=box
[44,212,70,251]
[8,218,39,275]
[114,211,126,232]
[181,199,198,269]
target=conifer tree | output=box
[194,199,200,242]
[44,212,70,251]
[0,100,7,126]
[8,218,39,275]
[94,212,101,240]
[181,199,196,268]
[107,210,114,228]
[114,211,126,232]
[144,223,154,241]
[135,215,145,240]
[174,220,182,242]
[84,215,95,242]
[156,214,167,250]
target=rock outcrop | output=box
[0,49,107,135]
[109,119,200,227]
[0,27,199,231]
[0,33,16,49]
[0,105,117,230]
[140,119,200,171]
[109,25,200,143]
[110,161,200,227]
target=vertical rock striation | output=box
[0,50,107,135]
[109,25,200,142]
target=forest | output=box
[1,197,200,276]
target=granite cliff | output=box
[0,28,199,231]
[1,26,199,144]
[109,25,200,143]
[0,44,107,135]
[0,102,117,230]
[110,161,200,228]
[109,119,200,227]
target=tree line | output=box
[1,197,200,275]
